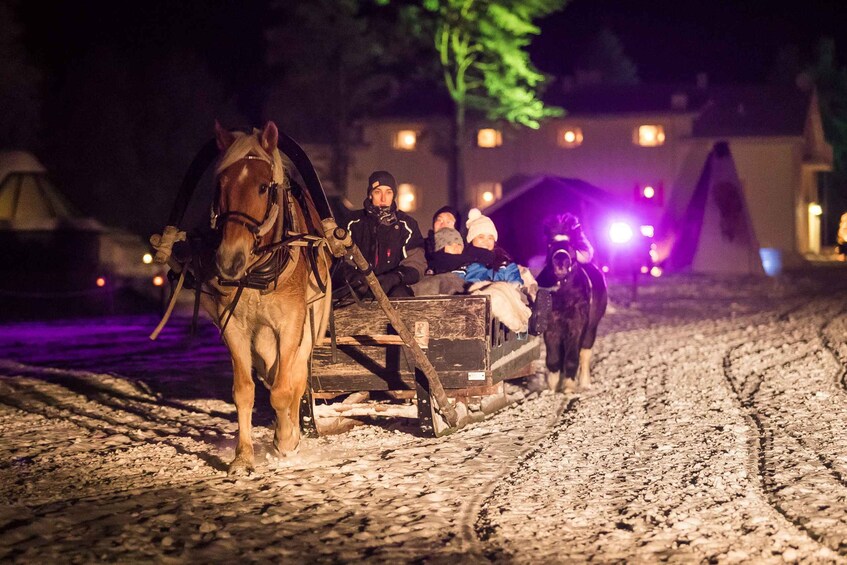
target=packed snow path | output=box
[2,270,847,562]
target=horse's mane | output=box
[215,129,287,187]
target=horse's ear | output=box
[214,120,236,151]
[259,121,279,153]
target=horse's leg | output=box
[269,311,308,455]
[277,345,310,454]
[561,330,580,392]
[544,330,562,374]
[224,331,256,474]
[578,348,592,390]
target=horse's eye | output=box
[259,184,268,195]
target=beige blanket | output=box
[468,281,532,333]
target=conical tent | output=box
[662,142,764,275]
[0,151,101,230]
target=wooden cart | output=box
[301,294,542,436]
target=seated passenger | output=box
[425,206,463,262]
[334,170,426,299]
[457,208,522,284]
[426,227,467,275]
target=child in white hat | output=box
[459,208,522,284]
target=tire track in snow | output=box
[722,296,847,558]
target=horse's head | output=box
[212,121,283,281]
[544,213,582,284]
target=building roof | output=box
[367,81,816,138]
[690,86,811,137]
[546,82,812,137]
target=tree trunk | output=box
[448,100,466,210]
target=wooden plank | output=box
[329,295,489,340]
[317,335,406,346]
[307,370,493,392]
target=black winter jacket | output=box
[344,210,426,284]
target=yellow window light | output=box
[635,125,666,147]
[474,182,502,208]
[393,130,417,151]
[558,127,583,148]
[477,128,503,148]
[397,183,418,212]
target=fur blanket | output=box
[410,273,466,296]
[468,281,531,333]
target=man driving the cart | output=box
[335,170,427,299]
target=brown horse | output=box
[205,121,331,474]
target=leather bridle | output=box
[548,234,578,282]
[211,153,280,255]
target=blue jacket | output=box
[460,261,522,284]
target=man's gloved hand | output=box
[376,271,403,294]
[349,271,370,296]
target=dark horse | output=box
[537,214,608,391]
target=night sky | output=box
[18,0,847,89]
[533,0,847,83]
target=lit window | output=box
[477,128,503,148]
[397,183,418,212]
[634,182,664,205]
[474,182,502,208]
[393,130,417,151]
[558,127,583,148]
[635,125,665,147]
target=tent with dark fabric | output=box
[484,176,657,272]
[660,142,765,275]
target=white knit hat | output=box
[465,208,498,243]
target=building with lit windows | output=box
[344,80,833,273]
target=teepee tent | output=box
[0,151,103,230]
[0,151,156,302]
[661,142,765,275]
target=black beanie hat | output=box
[367,170,397,195]
[432,205,463,233]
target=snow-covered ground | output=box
[2,268,847,563]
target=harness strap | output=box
[329,301,337,364]
[191,282,202,337]
[219,285,246,335]
[149,270,186,340]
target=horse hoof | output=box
[578,378,591,390]
[560,378,578,393]
[227,456,255,476]
[272,440,301,458]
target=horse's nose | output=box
[217,250,246,280]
